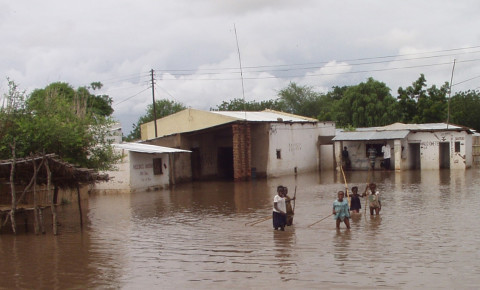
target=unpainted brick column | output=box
[232,123,251,181]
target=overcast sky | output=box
[2,0,480,134]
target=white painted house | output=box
[94,143,191,193]
[333,123,474,171]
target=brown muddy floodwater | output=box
[1,169,480,289]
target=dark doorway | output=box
[439,142,450,169]
[217,147,234,179]
[190,148,201,180]
[408,143,421,169]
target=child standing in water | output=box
[332,191,351,229]
[365,183,381,215]
[349,186,362,213]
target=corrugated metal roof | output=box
[381,122,471,131]
[210,111,317,123]
[113,143,191,154]
[333,130,410,141]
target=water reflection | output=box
[1,168,480,288]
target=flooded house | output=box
[333,122,474,171]
[140,109,336,181]
[94,143,191,193]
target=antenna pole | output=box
[234,24,247,115]
[151,69,158,138]
[446,59,456,128]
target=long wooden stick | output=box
[364,167,372,214]
[308,213,334,228]
[248,215,272,226]
[245,215,272,226]
[340,165,350,207]
[292,185,297,213]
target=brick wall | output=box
[232,123,251,181]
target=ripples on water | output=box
[1,169,480,289]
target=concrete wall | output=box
[250,123,270,177]
[267,122,333,177]
[94,149,131,193]
[407,131,472,170]
[129,152,171,190]
[94,150,174,193]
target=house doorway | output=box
[190,148,201,180]
[217,147,234,179]
[439,142,450,169]
[408,143,421,169]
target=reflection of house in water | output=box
[94,143,191,193]
[333,123,474,171]
[140,109,336,181]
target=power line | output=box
[114,87,151,106]
[153,45,480,73]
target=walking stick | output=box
[364,167,372,214]
[307,213,334,228]
[340,165,350,207]
[292,185,297,213]
[248,215,272,226]
[245,215,272,226]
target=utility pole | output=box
[446,59,456,129]
[151,69,158,138]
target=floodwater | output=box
[1,169,480,289]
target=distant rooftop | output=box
[114,143,191,154]
[211,109,318,123]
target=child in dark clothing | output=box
[349,186,362,213]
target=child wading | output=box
[272,185,287,231]
[349,186,362,213]
[332,191,351,229]
[365,183,381,215]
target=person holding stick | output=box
[333,191,351,229]
[284,186,296,226]
[365,183,381,215]
[273,185,287,231]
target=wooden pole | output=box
[45,159,57,235]
[340,165,350,207]
[76,184,83,229]
[9,141,17,234]
[308,213,334,228]
[39,207,45,234]
[33,157,40,234]
[245,214,272,226]
[248,215,272,226]
[364,168,372,214]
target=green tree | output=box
[277,82,323,118]
[126,99,186,141]
[211,98,285,111]
[29,82,114,117]
[0,79,119,170]
[333,77,399,127]
[396,74,448,123]
[449,90,480,131]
